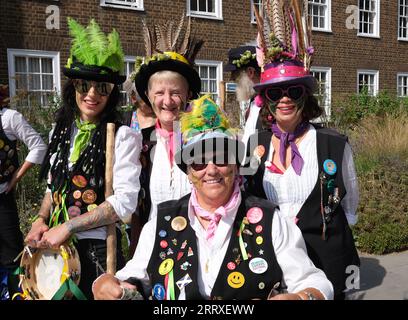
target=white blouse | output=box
[263,125,359,226]
[0,108,47,194]
[116,192,334,300]
[148,132,191,221]
[46,124,142,240]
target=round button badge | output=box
[72,175,88,188]
[255,225,263,233]
[323,159,337,176]
[82,189,97,204]
[171,216,187,232]
[153,283,165,300]
[256,236,264,245]
[68,206,81,218]
[227,272,245,289]
[73,190,82,200]
[227,262,236,271]
[246,207,263,224]
[159,258,174,275]
[249,257,268,274]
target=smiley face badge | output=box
[227,272,245,289]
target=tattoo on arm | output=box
[38,192,52,219]
[65,201,119,234]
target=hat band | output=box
[261,65,310,84]
[164,52,189,66]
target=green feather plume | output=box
[66,17,124,72]
[180,95,230,141]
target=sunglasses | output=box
[190,155,232,171]
[264,85,306,103]
[73,79,114,96]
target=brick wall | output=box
[1,1,407,100]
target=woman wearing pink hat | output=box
[244,0,360,300]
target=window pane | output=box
[42,75,54,90]
[42,58,53,73]
[209,66,217,78]
[15,74,27,90]
[199,0,206,11]
[29,74,41,90]
[15,57,27,73]
[29,58,40,73]
[191,0,197,11]
[200,67,208,78]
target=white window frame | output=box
[358,0,380,38]
[195,60,223,104]
[397,72,408,97]
[357,69,379,96]
[119,56,136,106]
[398,0,408,41]
[7,48,61,107]
[251,0,262,24]
[311,66,332,121]
[100,0,144,11]
[308,0,332,32]
[187,0,223,20]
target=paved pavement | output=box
[346,250,408,300]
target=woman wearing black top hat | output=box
[25,18,141,299]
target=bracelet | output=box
[298,290,317,300]
[119,286,144,300]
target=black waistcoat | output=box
[147,192,283,300]
[49,135,106,224]
[0,111,19,185]
[138,125,156,225]
[244,126,360,297]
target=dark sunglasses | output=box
[190,155,232,171]
[73,79,114,96]
[264,85,306,103]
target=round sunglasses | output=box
[73,79,114,96]
[264,85,306,103]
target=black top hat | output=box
[224,45,259,72]
[63,18,126,85]
[133,14,204,108]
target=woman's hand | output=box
[92,273,137,300]
[268,293,302,300]
[25,218,49,248]
[37,223,71,249]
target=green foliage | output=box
[13,93,59,235]
[331,88,408,131]
[347,111,408,254]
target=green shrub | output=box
[348,113,408,254]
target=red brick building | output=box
[1,1,408,118]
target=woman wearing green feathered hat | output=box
[25,18,142,299]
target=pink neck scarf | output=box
[155,120,175,167]
[191,179,241,243]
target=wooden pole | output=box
[105,123,116,275]
[219,80,226,110]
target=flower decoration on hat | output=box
[175,95,244,174]
[180,95,232,143]
[63,18,126,84]
[133,12,204,107]
[253,0,317,93]
[232,50,257,69]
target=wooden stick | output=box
[105,123,116,275]
[219,81,226,110]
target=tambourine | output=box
[19,244,81,300]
